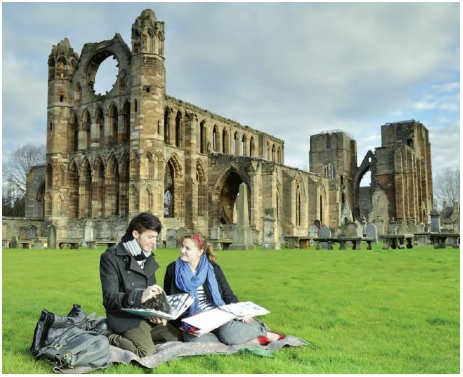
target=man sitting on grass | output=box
[100,213,182,357]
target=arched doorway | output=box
[217,170,250,224]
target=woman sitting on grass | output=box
[164,232,284,345]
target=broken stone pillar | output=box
[166,229,177,249]
[261,216,280,250]
[366,223,378,243]
[48,225,57,249]
[430,209,440,233]
[229,183,255,250]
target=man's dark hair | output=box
[126,213,162,235]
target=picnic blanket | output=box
[53,335,307,373]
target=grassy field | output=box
[2,244,460,373]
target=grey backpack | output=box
[38,327,109,370]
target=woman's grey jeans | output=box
[183,319,269,345]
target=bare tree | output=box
[433,166,460,210]
[2,144,46,195]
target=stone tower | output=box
[45,38,79,222]
[375,120,433,224]
[309,131,357,223]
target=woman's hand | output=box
[141,284,163,304]
[240,316,253,324]
[149,317,167,326]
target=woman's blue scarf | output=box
[175,254,225,315]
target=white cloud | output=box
[1,2,460,172]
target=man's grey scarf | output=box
[121,232,152,269]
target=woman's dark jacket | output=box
[164,261,239,329]
[100,243,160,334]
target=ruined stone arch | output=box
[56,56,67,78]
[46,164,53,189]
[241,134,247,156]
[140,185,154,212]
[132,28,141,54]
[213,125,219,152]
[196,159,207,216]
[108,103,119,145]
[68,111,79,152]
[271,144,276,162]
[199,120,206,154]
[119,69,127,93]
[213,166,250,225]
[54,164,65,187]
[140,151,154,179]
[129,185,139,212]
[155,152,164,180]
[233,131,240,155]
[95,106,105,147]
[164,153,184,219]
[79,158,92,217]
[54,192,66,216]
[122,100,131,143]
[250,136,255,157]
[92,156,105,217]
[166,153,183,178]
[81,108,91,149]
[222,128,229,154]
[293,173,306,227]
[175,111,182,148]
[119,152,130,216]
[130,151,140,180]
[45,192,52,216]
[106,153,120,216]
[68,160,79,217]
[157,31,164,55]
[142,28,154,53]
[73,82,81,105]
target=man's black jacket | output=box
[100,243,160,334]
[163,261,239,329]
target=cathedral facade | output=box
[22,9,433,244]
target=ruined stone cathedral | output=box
[24,9,433,244]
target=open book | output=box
[121,293,194,320]
[181,301,270,337]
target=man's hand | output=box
[240,316,253,324]
[141,284,163,304]
[149,316,167,326]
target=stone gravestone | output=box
[210,226,219,240]
[345,222,358,237]
[354,220,363,238]
[262,216,280,250]
[308,225,318,238]
[430,209,440,233]
[314,220,321,230]
[33,238,44,249]
[166,229,177,249]
[156,235,163,249]
[176,227,188,248]
[252,229,259,245]
[366,223,378,243]
[11,235,18,249]
[229,183,255,250]
[417,223,424,233]
[84,220,96,249]
[388,219,397,234]
[320,225,331,249]
[26,225,37,240]
[373,217,385,237]
[360,219,367,236]
[408,222,418,234]
[396,221,409,235]
[48,225,57,249]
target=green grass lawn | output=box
[2,244,460,373]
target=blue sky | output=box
[2,2,460,183]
